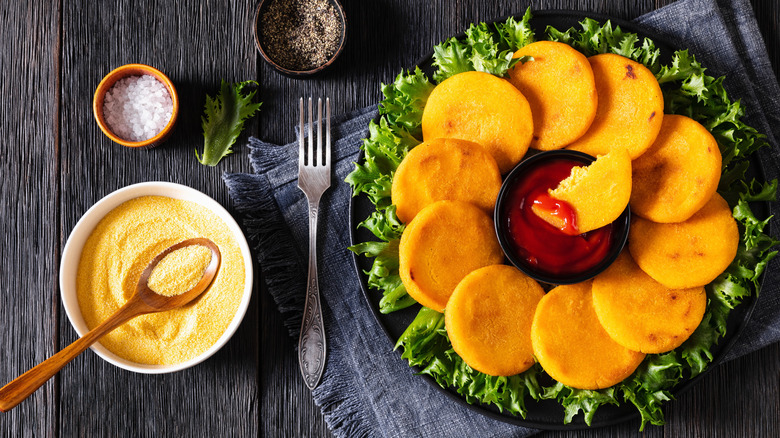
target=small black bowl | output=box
[494,150,630,285]
[253,0,347,78]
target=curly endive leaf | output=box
[395,307,542,417]
[432,8,535,83]
[197,80,262,166]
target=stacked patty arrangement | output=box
[348,11,776,429]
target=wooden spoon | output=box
[0,237,221,412]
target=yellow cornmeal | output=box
[148,245,212,297]
[76,196,245,365]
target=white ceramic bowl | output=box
[59,182,253,374]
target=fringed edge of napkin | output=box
[316,379,376,438]
[223,141,379,438]
[223,170,305,337]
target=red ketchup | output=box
[502,158,614,278]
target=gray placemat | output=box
[224,0,780,436]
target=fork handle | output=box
[298,199,327,390]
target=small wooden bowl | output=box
[253,0,347,78]
[93,64,179,148]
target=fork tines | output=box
[298,97,331,168]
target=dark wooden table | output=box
[2,0,778,436]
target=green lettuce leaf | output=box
[496,9,535,51]
[395,307,447,365]
[197,80,261,166]
[432,36,473,83]
[358,204,405,242]
[681,305,721,375]
[541,382,620,426]
[432,8,534,83]
[546,18,660,70]
[731,197,779,287]
[657,50,768,174]
[396,307,542,417]
[348,240,416,313]
[620,353,682,430]
[345,117,419,209]
[655,49,705,85]
[379,68,434,138]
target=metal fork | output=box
[297,97,330,390]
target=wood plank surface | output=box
[0,0,60,436]
[0,0,778,437]
[56,1,258,436]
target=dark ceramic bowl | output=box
[494,150,630,285]
[252,0,347,78]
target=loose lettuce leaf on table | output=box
[197,80,261,166]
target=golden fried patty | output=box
[566,53,664,159]
[592,252,707,353]
[399,200,504,311]
[446,265,544,376]
[422,71,534,173]
[533,147,631,234]
[630,114,722,223]
[391,138,501,224]
[531,281,645,390]
[508,41,598,151]
[629,193,739,289]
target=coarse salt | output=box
[103,75,173,142]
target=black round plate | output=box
[348,9,765,430]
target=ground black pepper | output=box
[261,0,343,71]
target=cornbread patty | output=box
[566,53,664,159]
[531,281,645,390]
[509,41,598,151]
[391,138,501,224]
[629,193,739,289]
[592,252,707,353]
[630,114,722,223]
[533,147,631,234]
[446,265,544,376]
[422,71,534,173]
[399,200,504,312]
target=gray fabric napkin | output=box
[224,0,780,435]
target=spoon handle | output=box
[0,299,147,412]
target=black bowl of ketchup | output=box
[494,150,630,285]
